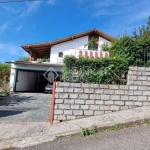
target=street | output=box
[23,124,150,150]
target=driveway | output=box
[0,93,51,122]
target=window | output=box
[58,52,63,58]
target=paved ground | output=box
[0,93,51,122]
[24,124,150,150]
[1,105,150,149]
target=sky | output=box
[0,0,150,62]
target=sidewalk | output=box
[1,106,150,149]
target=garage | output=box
[9,61,63,93]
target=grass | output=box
[56,135,64,139]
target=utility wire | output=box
[0,0,47,3]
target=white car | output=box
[45,83,53,93]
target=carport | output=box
[8,61,63,92]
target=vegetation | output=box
[62,56,128,84]
[80,126,98,137]
[109,16,150,67]
[85,37,98,50]
[62,17,150,84]
[101,42,109,51]
[19,56,30,61]
[0,63,11,95]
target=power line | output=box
[0,0,47,3]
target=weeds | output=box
[80,126,98,137]
[103,124,121,132]
[56,135,64,139]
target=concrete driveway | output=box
[0,93,51,122]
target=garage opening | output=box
[15,70,62,92]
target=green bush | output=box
[62,56,128,84]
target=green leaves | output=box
[62,56,128,84]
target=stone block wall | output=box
[54,67,150,121]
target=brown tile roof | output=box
[21,28,115,59]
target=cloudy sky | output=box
[0,0,150,62]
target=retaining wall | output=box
[54,67,150,121]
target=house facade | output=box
[9,28,114,92]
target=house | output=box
[8,28,114,92]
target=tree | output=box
[19,56,30,61]
[85,37,98,50]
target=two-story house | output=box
[8,28,114,92]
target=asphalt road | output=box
[21,124,150,150]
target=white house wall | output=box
[50,35,111,63]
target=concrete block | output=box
[137,67,146,71]
[115,90,124,95]
[104,111,112,114]
[100,105,110,111]
[115,101,124,106]
[79,94,88,99]
[125,91,134,95]
[129,66,138,71]
[86,100,95,104]
[110,106,120,111]
[94,111,104,115]
[59,93,69,99]
[84,88,94,93]
[148,97,150,101]
[81,105,89,110]
[70,83,81,87]
[67,116,76,120]
[69,93,78,99]
[58,82,70,87]
[74,88,84,93]
[109,85,119,89]
[138,96,147,101]
[129,106,137,109]
[95,89,104,94]
[64,87,74,93]
[138,76,147,81]
[104,90,114,95]
[101,95,110,100]
[54,104,58,109]
[71,105,80,109]
[146,68,150,72]
[129,86,138,90]
[64,99,75,104]
[111,95,120,101]
[143,102,150,106]
[120,85,129,90]
[54,115,58,120]
[105,100,114,105]
[54,110,63,115]
[133,91,142,95]
[142,71,150,76]
[120,106,129,110]
[57,115,67,120]
[100,84,109,89]
[58,104,70,109]
[89,84,99,88]
[75,100,85,104]
[143,91,149,96]
[125,101,134,106]
[89,94,100,100]
[84,110,94,116]
[129,96,138,101]
[142,81,150,86]
[95,100,104,105]
[64,110,73,115]
[134,102,142,106]
[73,110,83,115]
[90,105,99,110]
[55,93,59,98]
[128,75,137,81]
[55,87,64,93]
[55,99,64,104]
[138,86,147,91]
[121,95,129,101]
[81,83,90,87]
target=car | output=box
[45,83,53,93]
